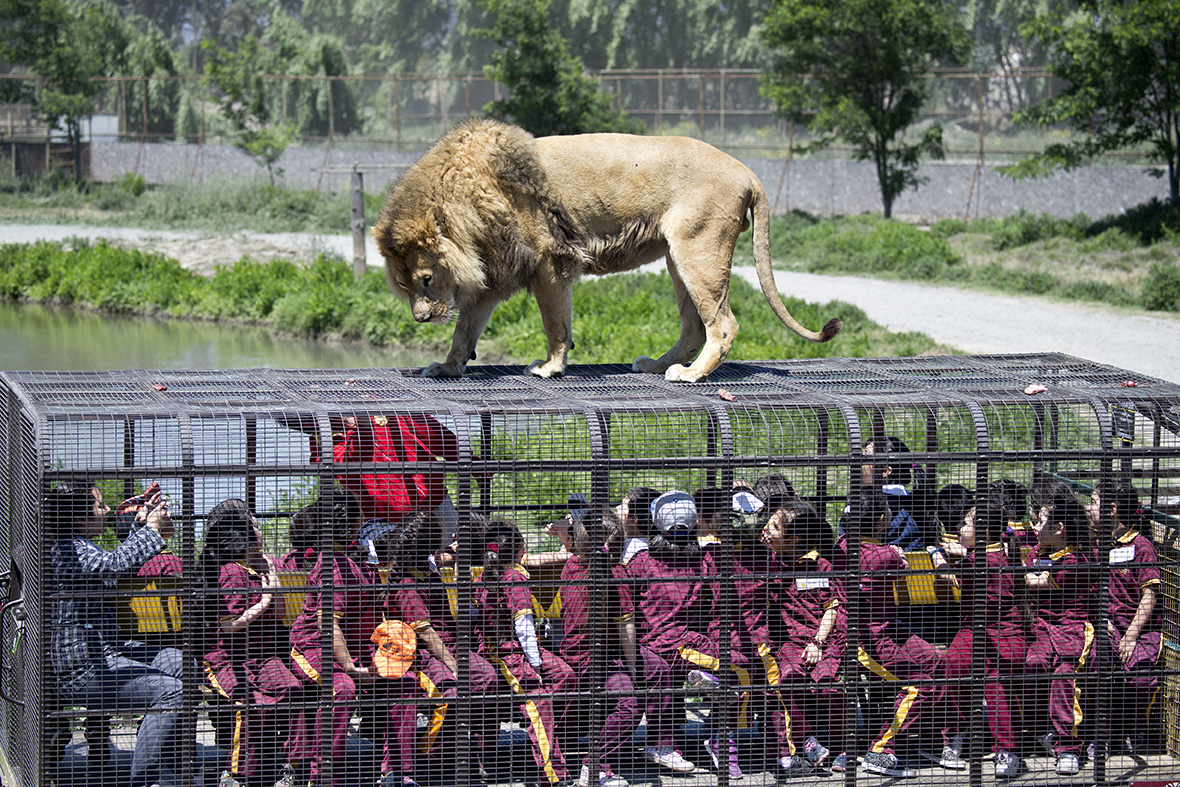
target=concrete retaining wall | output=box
[90,140,1170,220]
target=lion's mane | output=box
[372,119,587,304]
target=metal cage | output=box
[2,353,1179,787]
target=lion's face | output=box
[382,243,460,324]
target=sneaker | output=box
[577,765,628,787]
[938,735,966,770]
[377,776,420,787]
[686,669,720,689]
[1086,740,1108,762]
[994,751,1021,779]
[273,765,299,787]
[219,773,242,787]
[704,735,743,781]
[830,753,848,773]
[859,752,916,778]
[801,736,830,768]
[1056,753,1080,776]
[777,756,813,778]
[644,746,695,773]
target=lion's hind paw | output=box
[664,363,707,383]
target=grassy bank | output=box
[6,173,1176,313]
[732,200,1180,313]
[0,239,946,364]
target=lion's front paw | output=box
[664,364,706,383]
[422,361,464,378]
[527,359,565,379]
[632,356,665,374]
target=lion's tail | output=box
[750,184,841,343]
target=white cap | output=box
[651,490,697,534]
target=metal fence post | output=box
[351,166,366,278]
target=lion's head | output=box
[373,211,485,324]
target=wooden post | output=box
[351,166,366,278]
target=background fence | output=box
[0,67,1115,163]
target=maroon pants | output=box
[206,656,303,780]
[1025,619,1092,755]
[771,639,845,757]
[942,626,1026,751]
[862,633,944,755]
[490,646,577,783]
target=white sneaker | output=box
[686,669,720,689]
[994,751,1021,779]
[644,746,695,773]
[578,765,628,787]
[1056,753,1080,776]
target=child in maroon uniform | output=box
[936,500,1025,778]
[626,489,763,778]
[849,487,945,778]
[760,494,844,777]
[1087,479,1161,752]
[198,499,302,787]
[554,510,667,787]
[1023,479,1094,776]
[287,486,419,787]
[473,520,578,787]
[384,511,501,773]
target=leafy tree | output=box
[120,16,182,138]
[479,0,644,135]
[0,0,130,181]
[762,0,968,218]
[1002,0,1180,203]
[201,35,296,184]
[556,0,771,71]
[301,0,452,74]
[265,10,361,138]
[963,0,1076,110]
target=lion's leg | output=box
[661,239,740,383]
[423,299,498,377]
[526,268,574,378]
[632,264,706,375]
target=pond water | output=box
[0,300,433,371]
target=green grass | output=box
[0,173,383,233]
[0,239,945,364]
[734,204,1180,313]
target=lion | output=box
[371,118,841,382]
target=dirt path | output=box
[5,223,1178,384]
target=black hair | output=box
[1029,479,1087,546]
[985,479,1028,524]
[936,484,974,529]
[198,499,255,585]
[196,499,257,650]
[44,482,98,537]
[288,507,318,557]
[691,486,729,527]
[296,484,362,548]
[849,486,892,540]
[973,500,1006,548]
[752,474,797,504]
[386,510,444,579]
[1095,478,1144,533]
[780,497,833,555]
[624,486,660,533]
[571,509,621,561]
[481,519,526,580]
[867,436,913,487]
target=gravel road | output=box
[5,223,1179,384]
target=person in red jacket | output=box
[291,413,462,524]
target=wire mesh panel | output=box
[1,354,1179,787]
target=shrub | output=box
[1089,198,1180,246]
[1141,262,1180,311]
[988,210,1087,251]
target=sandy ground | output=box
[5,223,1180,384]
